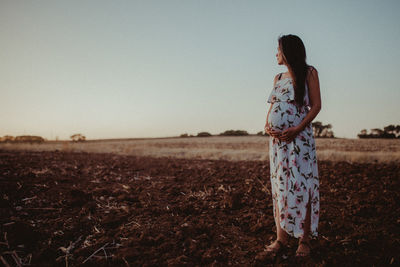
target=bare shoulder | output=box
[273,73,281,86]
[307,66,319,80]
[306,65,321,109]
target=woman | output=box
[264,34,321,259]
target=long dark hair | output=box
[278,34,315,107]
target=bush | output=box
[180,133,189,137]
[357,125,400,139]
[197,132,212,137]
[13,135,45,143]
[312,121,335,138]
[70,134,86,142]
[0,135,15,143]
[219,130,249,136]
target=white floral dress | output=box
[266,74,320,238]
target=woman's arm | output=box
[280,67,321,142]
[296,67,322,132]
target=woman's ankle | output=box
[277,232,289,243]
[277,237,288,244]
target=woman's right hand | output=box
[264,125,282,139]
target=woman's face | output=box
[276,45,285,66]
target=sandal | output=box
[295,240,311,258]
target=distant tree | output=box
[14,135,44,143]
[0,135,15,143]
[180,133,189,137]
[357,129,368,138]
[197,132,212,137]
[312,121,323,137]
[384,124,396,133]
[257,131,264,136]
[383,124,398,138]
[219,130,249,136]
[371,128,384,137]
[312,121,335,138]
[320,127,335,138]
[70,133,86,142]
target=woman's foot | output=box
[296,239,311,257]
[265,239,289,256]
[255,238,288,262]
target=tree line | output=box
[0,133,87,143]
[357,125,400,139]
[9,123,399,141]
[180,130,250,137]
[180,121,336,138]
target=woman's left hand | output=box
[279,126,301,143]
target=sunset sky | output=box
[1,0,399,140]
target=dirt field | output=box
[0,149,399,266]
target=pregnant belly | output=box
[268,102,299,131]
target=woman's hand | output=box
[280,126,301,143]
[264,125,283,139]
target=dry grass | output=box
[1,136,399,163]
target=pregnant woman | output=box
[263,34,321,259]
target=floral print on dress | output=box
[267,77,310,107]
[266,75,320,239]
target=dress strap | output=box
[278,73,283,80]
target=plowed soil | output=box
[0,150,399,266]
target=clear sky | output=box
[1,0,399,140]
